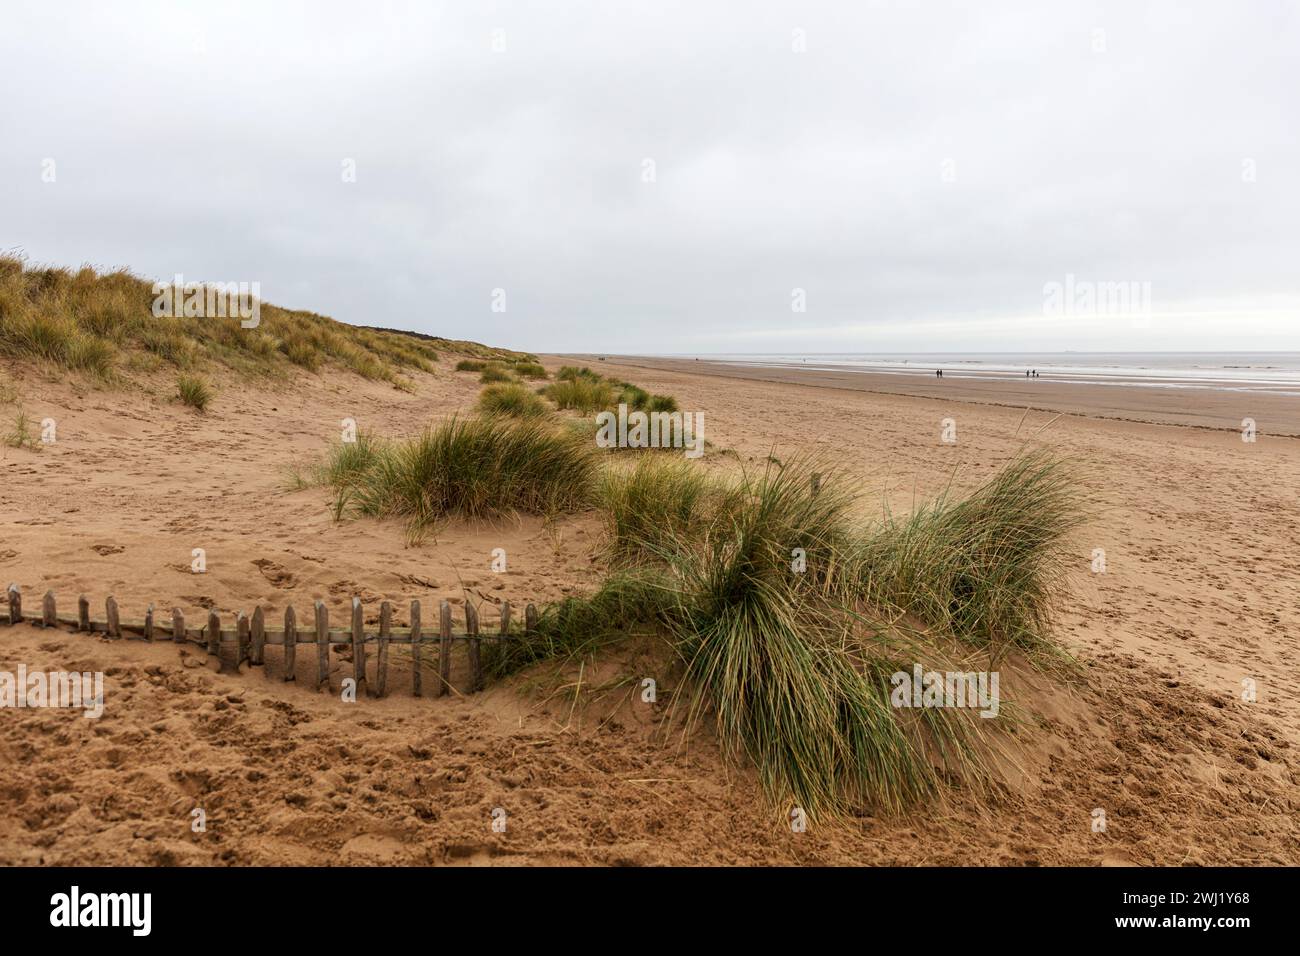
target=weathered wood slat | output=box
[207,609,220,656]
[6,584,19,625]
[172,607,185,645]
[351,597,366,695]
[526,602,538,637]
[466,602,482,694]
[438,600,452,697]
[42,590,56,628]
[235,611,250,671]
[494,601,511,693]
[409,600,422,698]
[106,596,121,638]
[315,601,329,690]
[250,606,265,665]
[144,603,155,641]
[79,595,91,632]
[376,600,391,698]
[282,606,296,682]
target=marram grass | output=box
[479,382,551,418]
[498,451,1085,819]
[312,415,599,541]
[0,254,516,385]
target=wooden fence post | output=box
[351,597,366,696]
[42,590,56,628]
[498,600,511,658]
[250,606,265,665]
[376,600,391,698]
[7,584,20,625]
[235,611,249,670]
[437,600,451,697]
[314,601,329,691]
[144,603,155,641]
[526,603,537,637]
[206,609,220,657]
[466,602,482,694]
[172,607,185,645]
[283,605,297,682]
[409,600,422,698]
[78,595,90,632]
[106,596,121,638]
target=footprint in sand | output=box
[252,558,297,589]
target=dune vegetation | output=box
[0,254,521,388]
[479,382,551,418]
[305,415,599,542]
[176,374,213,412]
[485,449,1086,818]
[542,365,678,416]
[294,394,1085,819]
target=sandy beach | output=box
[602,355,1300,435]
[2,353,1296,866]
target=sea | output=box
[684,353,1300,396]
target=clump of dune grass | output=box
[493,451,1084,819]
[322,416,598,540]
[456,359,487,372]
[313,430,387,489]
[513,362,548,379]
[600,455,729,561]
[556,365,600,382]
[654,459,962,818]
[545,376,615,414]
[4,405,41,451]
[176,374,212,412]
[479,382,550,418]
[546,368,678,417]
[479,364,516,384]
[860,450,1086,662]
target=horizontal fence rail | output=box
[2,584,531,698]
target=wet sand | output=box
[591,356,1300,437]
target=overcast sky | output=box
[3,1,1298,353]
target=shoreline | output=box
[569,355,1300,437]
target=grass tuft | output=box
[860,450,1087,661]
[479,382,551,418]
[176,374,212,412]
[313,416,599,541]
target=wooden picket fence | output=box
[1,583,536,698]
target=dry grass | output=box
[0,254,519,386]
